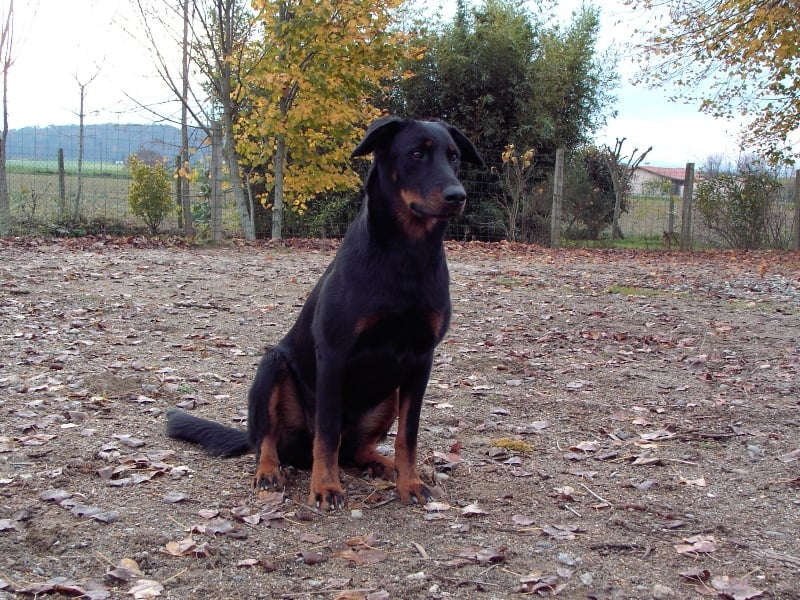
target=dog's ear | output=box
[447,125,484,167]
[351,117,405,158]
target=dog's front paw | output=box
[309,484,346,511]
[254,466,285,491]
[396,477,433,505]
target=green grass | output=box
[558,195,681,249]
[494,276,523,287]
[607,285,663,296]
[562,235,666,250]
[7,159,130,179]
[606,284,691,299]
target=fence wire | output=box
[4,125,798,248]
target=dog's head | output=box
[352,118,484,235]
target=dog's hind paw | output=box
[358,458,396,482]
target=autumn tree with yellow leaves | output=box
[236,0,415,240]
[626,0,799,163]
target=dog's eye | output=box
[411,150,424,160]
[449,152,460,164]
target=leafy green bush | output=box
[695,162,784,249]
[562,147,619,240]
[128,156,172,235]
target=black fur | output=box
[166,118,483,509]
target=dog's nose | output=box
[443,185,467,205]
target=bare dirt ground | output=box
[0,238,798,600]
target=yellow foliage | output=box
[236,0,416,214]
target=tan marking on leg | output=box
[394,392,431,504]
[310,435,344,510]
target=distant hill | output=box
[6,123,207,164]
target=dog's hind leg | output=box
[248,350,305,491]
[350,390,399,481]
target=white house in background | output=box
[631,166,688,197]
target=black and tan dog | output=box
[166,117,483,510]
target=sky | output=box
[7,0,753,167]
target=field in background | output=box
[6,162,679,242]
[6,162,795,248]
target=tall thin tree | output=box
[0,0,14,237]
[132,0,256,239]
[603,138,652,239]
[72,70,100,220]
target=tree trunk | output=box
[0,137,8,237]
[74,84,85,220]
[0,1,12,238]
[223,137,255,240]
[611,187,623,239]
[272,134,286,242]
[180,0,193,237]
[219,66,254,240]
[210,121,223,243]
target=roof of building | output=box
[637,166,687,181]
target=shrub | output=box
[695,162,784,249]
[562,147,619,240]
[128,156,172,235]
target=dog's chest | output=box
[352,308,448,360]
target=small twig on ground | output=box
[579,483,613,508]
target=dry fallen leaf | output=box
[541,523,579,540]
[236,558,262,568]
[517,572,560,594]
[679,476,707,487]
[710,575,764,600]
[164,537,199,557]
[128,579,164,599]
[300,550,327,565]
[570,440,600,453]
[460,503,488,517]
[455,545,506,564]
[300,532,326,544]
[511,514,536,527]
[675,535,717,555]
[162,491,187,504]
[777,449,799,463]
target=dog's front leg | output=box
[310,358,346,510]
[395,360,435,504]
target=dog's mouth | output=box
[410,202,464,220]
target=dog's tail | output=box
[166,409,251,457]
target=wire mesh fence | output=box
[4,124,798,248]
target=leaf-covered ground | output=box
[0,239,798,600]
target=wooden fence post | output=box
[175,155,184,231]
[680,162,695,250]
[57,149,66,219]
[551,148,564,248]
[793,169,799,251]
[210,121,223,243]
